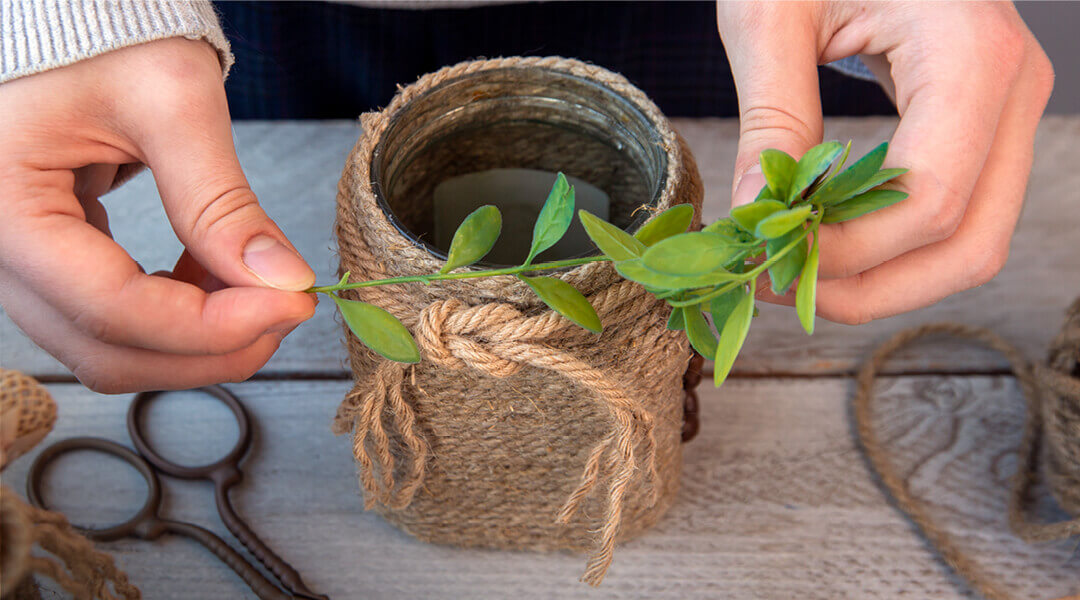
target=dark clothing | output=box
[215,1,895,120]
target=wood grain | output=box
[2,378,1075,599]
[2,117,1077,379]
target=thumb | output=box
[718,4,824,209]
[139,101,315,293]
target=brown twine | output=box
[0,370,140,600]
[854,298,1080,600]
[331,56,701,585]
[1,486,140,600]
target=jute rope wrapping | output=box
[331,57,701,585]
[0,369,140,600]
[855,297,1080,600]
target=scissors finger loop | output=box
[26,436,162,542]
[127,385,251,479]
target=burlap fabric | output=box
[331,56,702,584]
[855,297,1080,600]
[0,370,57,471]
[0,369,139,600]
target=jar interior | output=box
[371,66,668,267]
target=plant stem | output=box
[307,256,609,293]
[309,211,824,302]
[667,211,823,308]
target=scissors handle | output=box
[163,519,294,600]
[216,483,329,600]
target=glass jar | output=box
[370,66,669,267]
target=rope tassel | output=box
[333,365,429,511]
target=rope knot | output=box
[415,298,467,370]
[416,299,523,377]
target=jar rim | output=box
[369,64,670,267]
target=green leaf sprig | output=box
[309,142,907,386]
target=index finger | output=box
[1,172,315,356]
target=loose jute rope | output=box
[0,369,140,600]
[1,485,140,600]
[854,298,1080,600]
[331,56,701,585]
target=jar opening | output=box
[371,66,668,267]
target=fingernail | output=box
[242,235,316,291]
[732,164,766,209]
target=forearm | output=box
[1,0,233,84]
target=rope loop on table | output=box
[855,299,1080,600]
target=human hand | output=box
[716,1,1053,323]
[0,38,317,393]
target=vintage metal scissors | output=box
[27,385,328,600]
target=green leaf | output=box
[809,141,889,206]
[642,232,740,276]
[730,199,787,233]
[804,140,853,199]
[760,149,797,201]
[667,306,686,331]
[634,204,694,246]
[849,168,907,198]
[788,141,843,203]
[616,259,739,291]
[795,234,820,335]
[754,204,812,240]
[440,205,502,274]
[708,287,744,328]
[524,173,575,265]
[833,140,853,175]
[684,307,718,358]
[519,275,602,333]
[703,217,742,239]
[332,295,420,363]
[766,230,808,295]
[579,209,646,261]
[821,189,909,224]
[714,284,755,387]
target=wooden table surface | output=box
[2,117,1078,599]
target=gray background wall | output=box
[1017,1,1079,114]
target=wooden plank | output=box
[2,378,1074,599]
[2,117,1078,379]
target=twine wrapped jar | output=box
[331,57,702,584]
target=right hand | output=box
[0,38,317,393]
[717,2,1053,324]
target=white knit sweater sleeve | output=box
[1,0,233,84]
